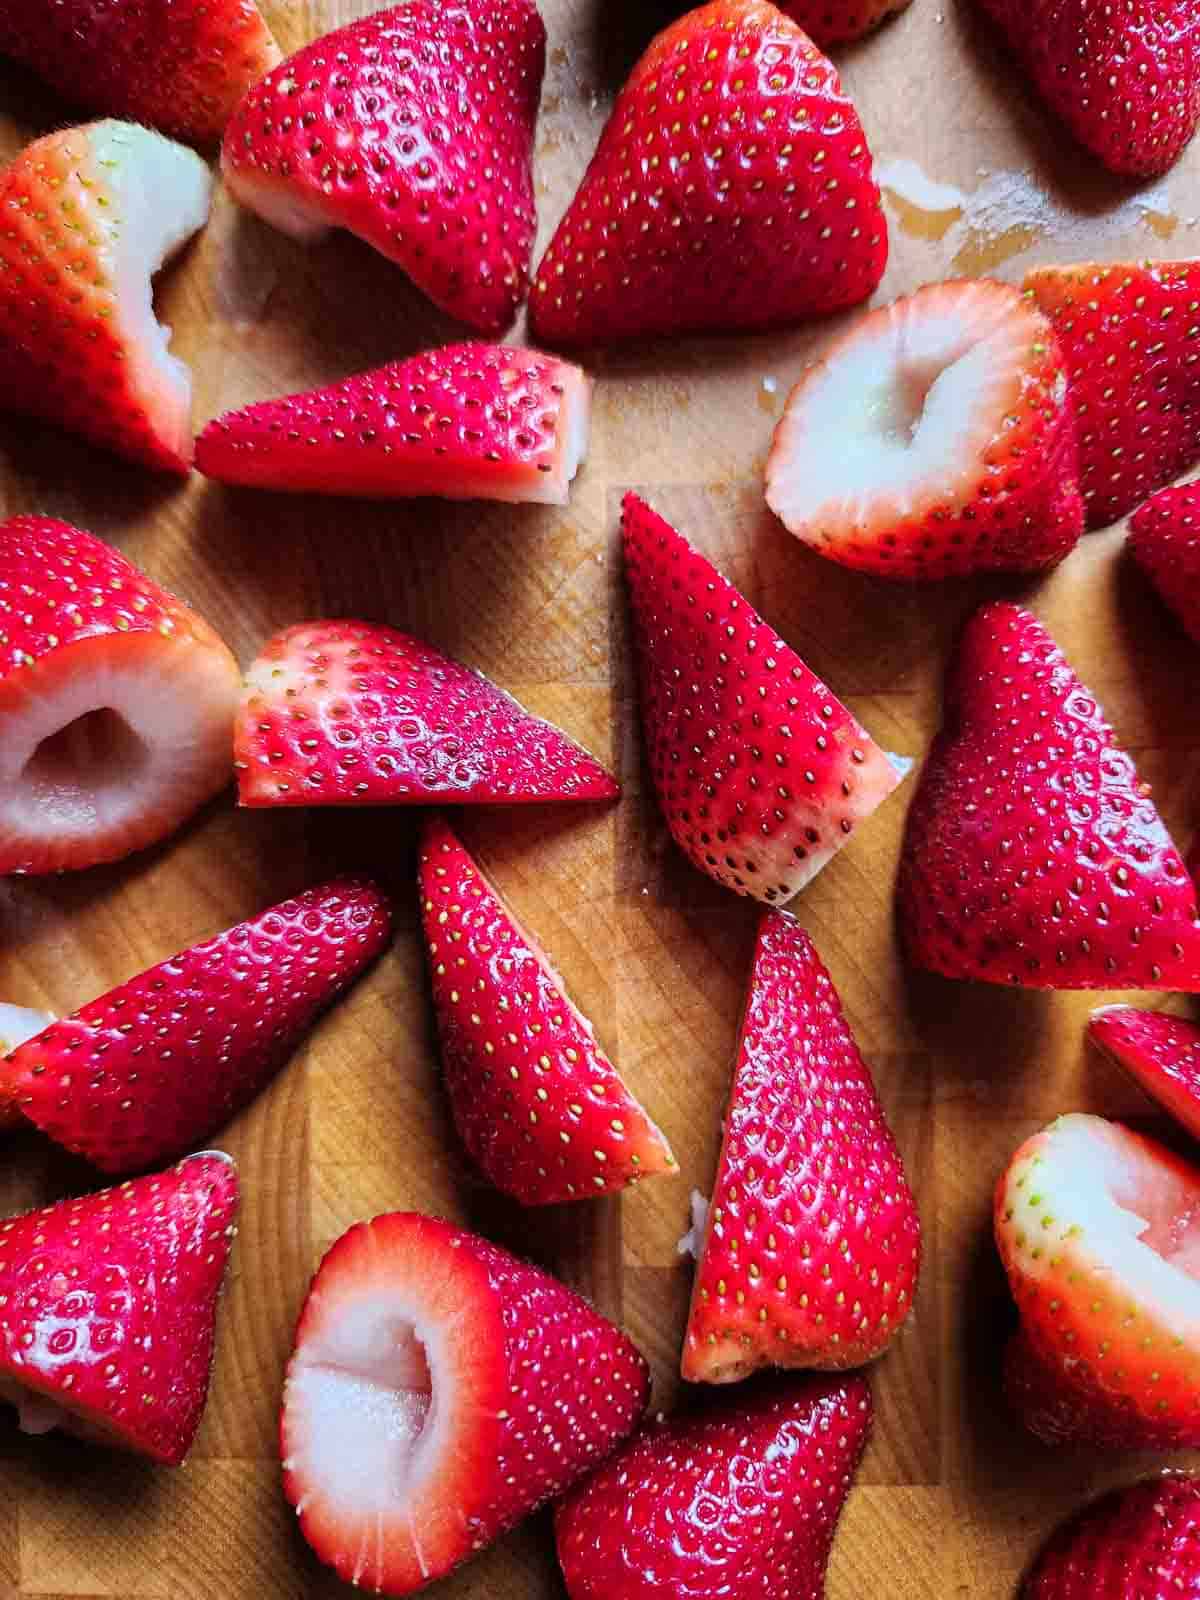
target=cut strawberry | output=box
[1023,1477,1200,1599]
[0,1002,55,1130]
[0,516,240,876]
[555,1373,872,1600]
[1089,1005,1200,1141]
[529,0,887,345]
[221,0,545,335]
[0,121,212,472]
[418,815,674,1205]
[765,279,1084,580]
[898,602,1200,990]
[622,493,905,903]
[779,0,911,45]
[0,1152,238,1465]
[195,343,590,505]
[281,1211,649,1596]
[236,619,617,809]
[1129,484,1200,642]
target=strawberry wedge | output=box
[0,1003,55,1131]
[1089,1006,1200,1140]
[1023,1478,1200,1599]
[1129,484,1200,642]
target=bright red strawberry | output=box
[765,279,1085,580]
[1129,484,1200,642]
[418,815,674,1205]
[555,1373,872,1600]
[0,0,279,144]
[0,880,390,1174]
[1025,260,1200,528]
[0,1002,55,1130]
[195,343,590,505]
[0,516,240,876]
[779,0,911,45]
[528,0,886,346]
[683,911,919,1381]
[622,493,904,903]
[236,619,617,809]
[1022,1477,1200,1598]
[1089,1005,1200,1140]
[222,0,545,334]
[898,602,1200,990]
[282,1211,649,1596]
[0,121,212,472]
[0,1152,238,1465]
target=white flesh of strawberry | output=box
[220,159,332,244]
[0,1003,54,1057]
[532,365,591,506]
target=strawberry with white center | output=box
[281,1211,649,1596]
[622,493,905,903]
[1129,484,1200,641]
[1089,1005,1200,1140]
[1023,1477,1200,1598]
[0,1152,238,1465]
[765,280,1084,580]
[780,0,911,45]
[0,517,240,876]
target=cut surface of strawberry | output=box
[1129,484,1200,642]
[1089,1005,1200,1141]
[0,1002,55,1130]
[1022,1476,1200,1598]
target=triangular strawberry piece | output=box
[1089,1005,1200,1140]
[899,602,1200,990]
[1129,484,1200,643]
[0,1152,238,1465]
[1024,1477,1200,1598]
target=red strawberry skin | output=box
[1023,1477,1200,1599]
[899,602,1200,989]
[555,1374,872,1600]
[0,1152,238,1465]
[529,0,886,345]
[1089,1005,1200,1140]
[1130,484,1200,642]
[780,0,911,45]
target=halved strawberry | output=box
[0,517,240,876]
[898,602,1200,989]
[1023,1477,1200,1598]
[780,0,911,45]
[1089,1005,1200,1141]
[765,279,1084,580]
[0,121,212,472]
[236,620,617,809]
[0,1002,55,1130]
[195,343,590,505]
[622,493,905,903]
[281,1211,649,1596]
[221,0,545,335]
[0,1152,238,1465]
[1129,484,1200,642]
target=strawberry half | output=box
[683,911,920,1381]
[528,0,887,346]
[898,601,1200,990]
[281,1211,649,1596]
[0,1152,238,1465]
[765,279,1085,580]
[779,0,911,45]
[555,1373,872,1600]
[0,880,391,1174]
[1025,260,1200,528]
[1023,1477,1200,1598]
[622,493,905,903]
[0,516,240,876]
[195,343,590,505]
[221,0,545,335]
[1089,1005,1200,1140]
[1129,484,1200,642]
[236,619,617,809]
[418,815,674,1205]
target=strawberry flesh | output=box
[1129,483,1200,642]
[1022,1476,1200,1598]
[1089,1005,1200,1141]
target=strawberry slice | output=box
[0,516,240,876]
[1129,484,1200,642]
[683,911,920,1381]
[418,815,674,1204]
[898,601,1200,990]
[765,279,1085,580]
[528,0,886,346]
[0,1151,238,1465]
[622,493,904,903]
[236,619,617,808]
[779,0,911,45]
[555,1374,872,1600]
[221,0,545,335]
[281,1211,649,1596]
[195,343,590,505]
[1088,1005,1200,1140]
[1023,1477,1200,1599]
[0,880,390,1174]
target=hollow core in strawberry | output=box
[25,708,148,817]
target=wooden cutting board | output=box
[3,2,1200,1595]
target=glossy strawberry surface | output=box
[1129,484,1200,642]
[1023,1477,1200,1598]
[1089,1005,1200,1140]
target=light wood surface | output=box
[2,1,1200,1595]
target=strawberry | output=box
[195,343,591,505]
[1022,1476,1200,1599]
[236,619,617,809]
[0,880,391,1174]
[1089,1005,1200,1140]
[765,279,1085,580]
[1024,260,1200,528]
[996,1112,1200,1448]
[555,1373,872,1600]
[418,815,675,1205]
[1129,484,1200,642]
[281,1211,649,1596]
[0,516,240,876]
[779,0,911,45]
[0,1003,54,1132]
[0,1152,238,1465]
[898,601,1200,990]
[0,0,279,144]
[221,0,545,335]
[0,121,212,472]
[528,0,887,346]
[682,911,920,1381]
[622,493,905,903]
